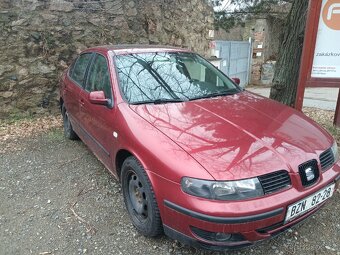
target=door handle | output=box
[79,99,85,107]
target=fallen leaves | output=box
[0,115,62,153]
[0,116,62,142]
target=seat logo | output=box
[305,167,315,181]
[323,0,340,30]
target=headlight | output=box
[331,141,339,162]
[181,177,264,200]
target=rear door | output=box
[79,53,116,167]
[64,53,93,128]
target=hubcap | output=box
[128,172,148,220]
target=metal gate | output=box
[213,40,252,88]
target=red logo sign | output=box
[322,0,340,30]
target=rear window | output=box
[70,53,93,87]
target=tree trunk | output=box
[269,0,309,106]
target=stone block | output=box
[0,65,14,76]
[261,61,276,85]
[29,62,54,75]
[49,1,74,12]
[0,91,14,98]
[11,19,26,26]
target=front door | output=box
[80,53,116,168]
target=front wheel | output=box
[121,156,163,237]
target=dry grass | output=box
[303,107,340,143]
[0,116,62,142]
[0,115,62,154]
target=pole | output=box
[294,0,320,111]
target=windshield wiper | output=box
[131,98,186,105]
[189,89,238,101]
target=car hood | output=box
[129,91,333,180]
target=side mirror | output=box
[89,91,108,106]
[232,77,240,85]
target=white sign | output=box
[312,0,340,78]
[208,30,215,39]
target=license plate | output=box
[284,183,335,223]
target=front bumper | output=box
[149,166,340,251]
[163,195,331,251]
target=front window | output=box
[114,52,240,104]
[86,54,112,99]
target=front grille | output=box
[298,159,319,186]
[258,170,291,194]
[319,148,334,170]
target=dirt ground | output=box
[0,109,339,255]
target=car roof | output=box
[84,44,192,55]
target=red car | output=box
[59,45,340,250]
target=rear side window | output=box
[70,53,93,87]
[86,54,112,99]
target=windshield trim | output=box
[188,88,240,101]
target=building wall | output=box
[246,18,284,85]
[0,0,214,118]
[214,26,244,41]
[215,17,284,85]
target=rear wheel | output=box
[121,156,163,237]
[62,105,78,140]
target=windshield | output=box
[114,52,240,104]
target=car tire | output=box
[121,156,163,237]
[61,105,79,140]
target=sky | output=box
[213,0,237,12]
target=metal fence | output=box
[213,40,252,88]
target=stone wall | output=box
[0,0,214,119]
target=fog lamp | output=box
[215,232,232,242]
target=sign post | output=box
[295,0,340,126]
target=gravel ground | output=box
[0,110,339,255]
